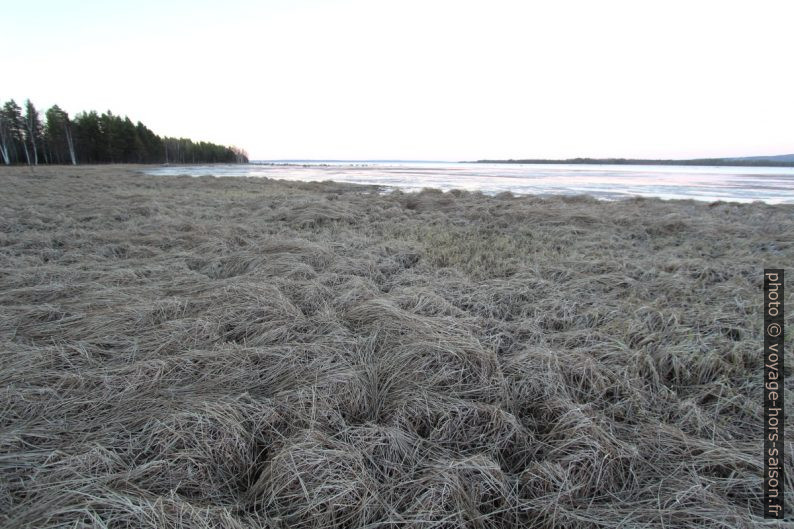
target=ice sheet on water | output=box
[145,161,794,204]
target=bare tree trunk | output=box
[31,137,38,165]
[22,142,31,165]
[0,126,9,165]
[65,124,77,165]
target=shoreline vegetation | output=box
[474,156,794,167]
[0,98,248,166]
[1,164,791,528]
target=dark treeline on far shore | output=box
[475,157,794,167]
[0,98,248,166]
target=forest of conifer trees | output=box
[0,98,248,165]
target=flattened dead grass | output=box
[0,165,792,528]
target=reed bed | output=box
[0,165,792,528]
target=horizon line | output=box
[253,154,794,163]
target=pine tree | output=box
[23,100,43,165]
[2,100,27,164]
[74,111,101,163]
[45,105,77,165]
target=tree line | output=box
[0,98,248,165]
[474,157,794,167]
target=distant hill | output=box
[727,154,794,163]
[474,155,794,167]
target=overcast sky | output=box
[4,0,793,160]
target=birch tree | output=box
[0,107,10,165]
[65,117,76,165]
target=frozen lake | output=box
[145,161,794,204]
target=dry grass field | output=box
[0,165,792,528]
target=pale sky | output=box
[3,0,793,160]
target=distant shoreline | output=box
[472,157,794,168]
[252,158,794,168]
